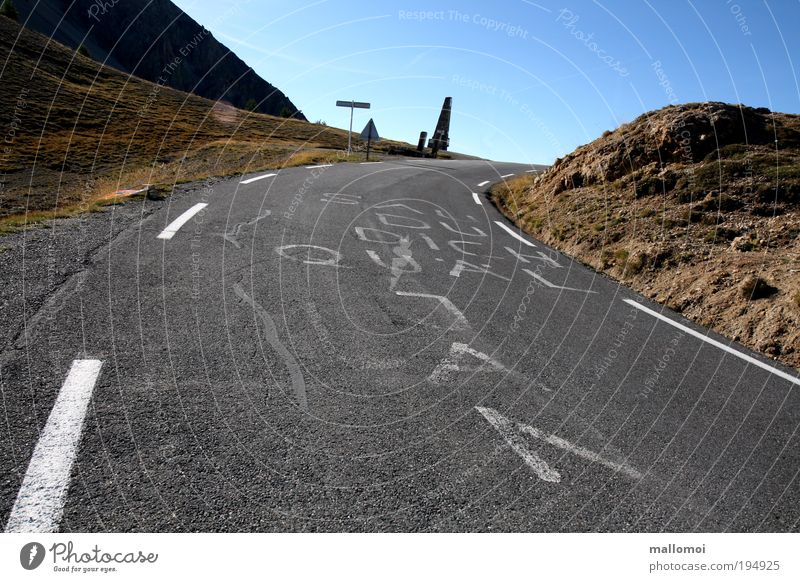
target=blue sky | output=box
[172,0,800,164]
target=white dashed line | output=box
[360,161,383,165]
[240,172,276,185]
[494,220,536,247]
[472,192,482,205]
[624,299,800,387]
[477,180,490,187]
[306,164,332,169]
[526,169,538,173]
[5,359,104,533]
[501,173,514,178]
[157,203,208,240]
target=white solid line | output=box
[523,269,598,294]
[5,360,104,533]
[624,299,800,387]
[477,180,490,187]
[240,172,276,185]
[494,220,536,247]
[156,203,208,240]
[472,192,482,205]
[501,173,514,178]
[306,164,332,169]
[395,291,469,330]
[476,407,561,483]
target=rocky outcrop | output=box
[12,0,303,118]
[492,102,800,369]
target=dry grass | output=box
[0,16,405,232]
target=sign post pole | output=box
[348,105,354,154]
[336,100,371,155]
[359,119,381,161]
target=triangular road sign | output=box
[359,118,381,142]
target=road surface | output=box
[1,159,798,532]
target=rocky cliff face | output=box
[12,0,303,118]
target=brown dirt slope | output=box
[492,101,800,370]
[0,15,409,226]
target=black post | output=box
[366,135,371,161]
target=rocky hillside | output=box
[493,102,800,370]
[10,0,303,118]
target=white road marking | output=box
[494,220,536,247]
[240,172,276,185]
[477,406,643,481]
[429,342,521,384]
[505,246,534,260]
[395,291,469,331]
[378,213,431,229]
[157,203,208,240]
[449,259,511,281]
[624,299,800,387]
[440,222,487,237]
[526,169,540,173]
[477,180,490,187]
[305,164,332,169]
[507,247,562,268]
[476,407,561,483]
[360,161,383,165]
[5,359,104,533]
[220,210,271,248]
[472,192,482,205]
[233,284,309,411]
[448,240,482,255]
[501,173,514,178]
[523,269,597,293]
[322,193,361,205]
[435,258,444,262]
[355,226,405,244]
[375,203,424,214]
[276,244,345,267]
[420,233,440,250]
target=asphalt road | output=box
[1,158,798,532]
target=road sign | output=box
[336,99,372,153]
[359,119,380,142]
[336,100,370,109]
[359,118,380,160]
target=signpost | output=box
[359,119,380,160]
[336,100,370,154]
